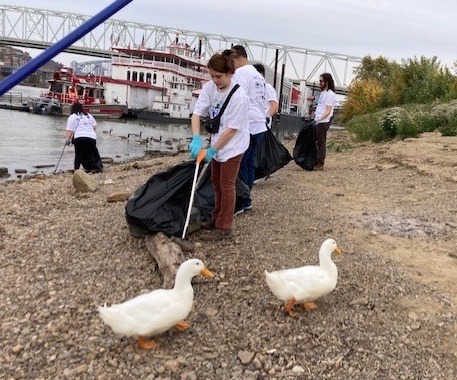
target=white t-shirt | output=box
[193,80,250,162]
[66,112,97,139]
[265,83,278,128]
[315,89,336,123]
[232,65,267,135]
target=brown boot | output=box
[201,229,233,241]
[201,220,216,230]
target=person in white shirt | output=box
[253,63,279,129]
[231,45,267,211]
[190,50,250,241]
[313,73,336,170]
[65,102,103,173]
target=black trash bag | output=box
[255,128,293,180]
[195,162,250,222]
[125,160,205,237]
[293,118,317,171]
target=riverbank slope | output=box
[1,130,456,379]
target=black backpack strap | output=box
[217,84,240,119]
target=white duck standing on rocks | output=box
[265,238,342,317]
[98,258,214,349]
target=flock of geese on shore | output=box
[101,129,191,151]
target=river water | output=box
[0,85,192,182]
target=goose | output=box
[98,259,214,349]
[128,132,143,138]
[163,138,173,145]
[151,135,162,144]
[136,137,150,145]
[265,238,342,317]
[102,129,113,134]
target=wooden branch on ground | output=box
[144,232,185,289]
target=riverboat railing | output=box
[112,57,210,81]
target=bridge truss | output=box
[0,5,361,89]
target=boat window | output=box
[51,83,64,93]
[132,71,138,81]
[139,72,145,82]
[77,86,84,96]
[146,73,152,83]
[127,70,131,81]
[153,73,157,84]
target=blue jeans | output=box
[239,131,266,207]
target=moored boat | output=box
[103,42,211,123]
[31,67,127,118]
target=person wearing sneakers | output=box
[231,45,267,211]
[313,73,336,171]
[189,50,250,241]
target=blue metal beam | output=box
[0,0,133,96]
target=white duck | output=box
[98,258,214,349]
[265,238,342,317]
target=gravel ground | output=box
[1,131,456,379]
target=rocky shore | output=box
[1,130,456,379]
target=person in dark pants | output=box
[65,102,103,173]
[231,45,267,211]
[313,73,336,170]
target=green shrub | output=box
[345,113,380,141]
[438,113,457,136]
[397,118,419,139]
[346,105,442,142]
[379,108,402,138]
[417,114,442,132]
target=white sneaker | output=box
[234,208,244,216]
[253,177,266,185]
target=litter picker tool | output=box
[53,142,69,174]
[182,150,206,239]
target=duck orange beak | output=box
[200,267,214,278]
[333,247,342,255]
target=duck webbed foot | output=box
[138,336,158,350]
[302,301,318,311]
[174,321,190,331]
[284,298,297,317]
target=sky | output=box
[3,0,457,71]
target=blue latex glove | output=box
[189,134,203,159]
[65,139,71,146]
[204,147,217,162]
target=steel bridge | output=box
[0,5,361,91]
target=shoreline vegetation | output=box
[1,130,456,378]
[341,55,457,142]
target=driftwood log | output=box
[145,232,185,289]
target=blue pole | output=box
[0,0,133,96]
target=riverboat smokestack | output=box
[198,36,203,59]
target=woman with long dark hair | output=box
[189,50,250,241]
[65,102,103,173]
